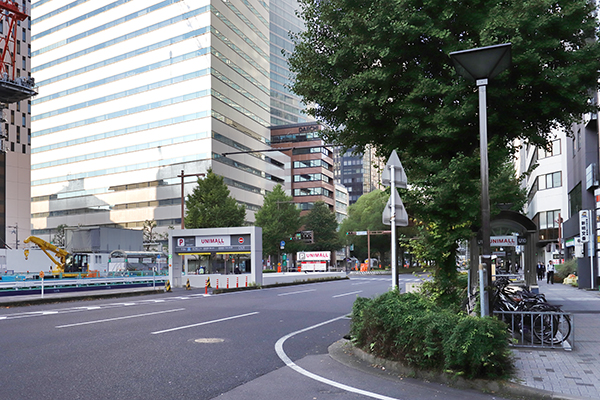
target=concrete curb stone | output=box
[328,339,589,400]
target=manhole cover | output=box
[194,338,225,344]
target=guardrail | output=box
[494,310,573,350]
[0,274,168,296]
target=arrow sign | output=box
[382,190,408,226]
[381,150,407,188]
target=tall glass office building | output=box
[269,0,308,126]
[30,0,287,238]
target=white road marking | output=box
[332,290,363,298]
[151,311,259,335]
[275,316,401,400]
[277,289,316,296]
[56,308,185,329]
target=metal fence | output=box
[494,310,573,350]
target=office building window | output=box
[538,171,561,190]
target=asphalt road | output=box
[0,275,510,400]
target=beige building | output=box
[0,0,34,250]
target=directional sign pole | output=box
[390,165,398,290]
[382,150,407,292]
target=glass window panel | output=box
[540,212,548,229]
[553,139,561,155]
[553,172,561,188]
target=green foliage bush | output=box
[350,290,513,380]
[444,317,513,379]
[555,258,577,282]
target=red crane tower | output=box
[0,0,36,103]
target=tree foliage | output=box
[289,0,600,301]
[255,184,302,257]
[302,201,344,253]
[184,168,246,229]
[339,189,417,263]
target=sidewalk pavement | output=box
[510,279,600,399]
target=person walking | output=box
[536,263,542,280]
[546,260,555,284]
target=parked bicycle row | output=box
[491,277,572,348]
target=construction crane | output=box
[0,0,37,103]
[23,236,99,278]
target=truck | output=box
[23,236,99,278]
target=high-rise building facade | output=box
[30,1,287,239]
[269,0,308,126]
[334,146,384,204]
[270,122,335,214]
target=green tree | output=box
[303,201,344,253]
[255,184,302,258]
[339,190,390,262]
[289,0,599,303]
[184,168,246,228]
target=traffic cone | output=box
[185,278,191,290]
[165,280,171,292]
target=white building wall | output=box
[521,128,569,264]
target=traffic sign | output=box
[280,240,285,249]
[381,150,407,188]
[382,189,408,226]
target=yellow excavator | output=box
[23,236,99,278]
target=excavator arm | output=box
[23,236,69,273]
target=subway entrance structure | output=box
[168,227,262,288]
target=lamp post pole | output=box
[478,78,491,317]
[449,43,511,317]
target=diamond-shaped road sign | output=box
[382,189,408,226]
[381,150,407,188]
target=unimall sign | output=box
[297,251,331,261]
[490,236,517,247]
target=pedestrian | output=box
[546,260,555,284]
[536,263,542,280]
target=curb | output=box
[328,339,588,400]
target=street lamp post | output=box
[450,43,511,317]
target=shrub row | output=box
[350,291,513,380]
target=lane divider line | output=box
[277,289,316,297]
[151,311,259,335]
[332,291,363,298]
[275,315,402,400]
[56,308,185,329]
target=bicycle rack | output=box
[493,310,573,351]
